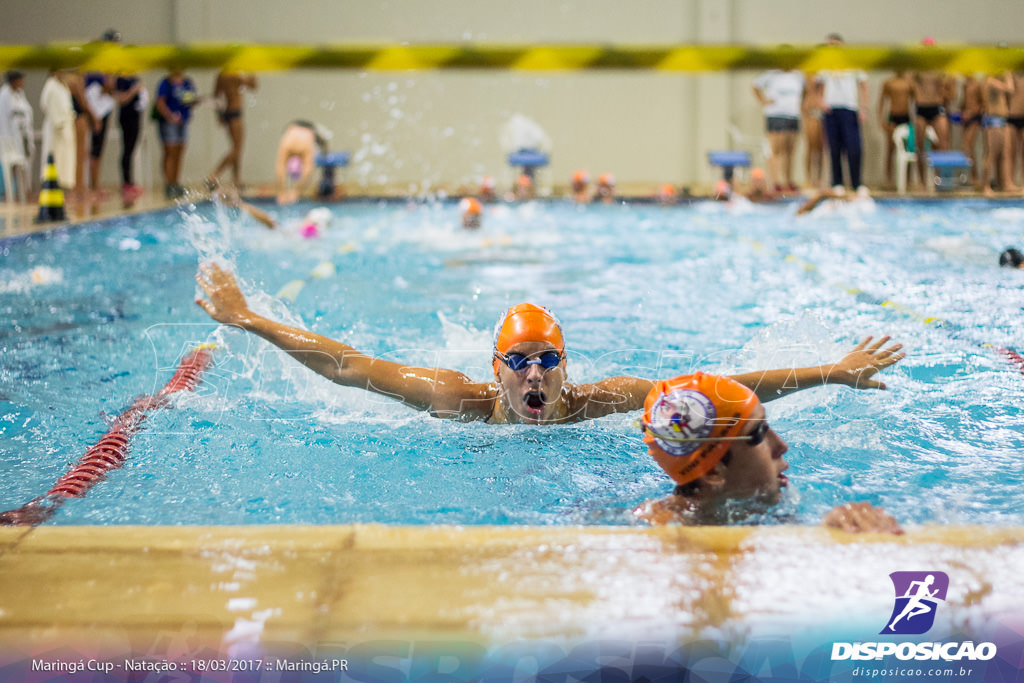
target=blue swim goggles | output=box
[494,351,564,372]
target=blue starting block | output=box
[928,151,970,191]
[315,152,350,198]
[708,150,751,181]
[316,152,350,168]
[508,150,549,170]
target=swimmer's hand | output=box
[823,502,904,535]
[828,336,905,390]
[195,262,251,326]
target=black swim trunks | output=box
[916,105,945,124]
[1008,116,1024,130]
[219,108,242,124]
[888,114,910,126]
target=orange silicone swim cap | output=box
[641,372,759,486]
[751,167,766,181]
[598,173,615,186]
[517,174,533,188]
[572,169,589,184]
[492,303,565,374]
[459,197,482,215]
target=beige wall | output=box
[2,0,1021,192]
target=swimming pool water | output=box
[1,198,1023,526]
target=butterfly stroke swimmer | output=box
[195,263,905,425]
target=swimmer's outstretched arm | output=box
[569,336,904,417]
[730,336,905,402]
[194,263,497,420]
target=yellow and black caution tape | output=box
[4,42,1024,73]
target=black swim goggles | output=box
[638,419,771,447]
[494,350,564,372]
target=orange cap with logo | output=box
[641,372,759,486]
[492,303,565,375]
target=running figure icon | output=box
[882,571,949,635]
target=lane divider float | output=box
[0,344,217,527]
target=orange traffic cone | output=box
[36,153,66,223]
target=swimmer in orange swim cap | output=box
[460,197,482,229]
[489,303,567,423]
[515,174,534,201]
[196,264,905,425]
[571,170,590,203]
[657,183,677,205]
[596,173,615,204]
[479,176,496,203]
[634,372,903,532]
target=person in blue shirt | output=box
[154,68,201,199]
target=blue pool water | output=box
[1,197,1023,526]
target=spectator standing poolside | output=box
[817,34,869,193]
[0,70,34,195]
[803,73,828,190]
[878,72,913,190]
[114,70,146,205]
[154,68,200,199]
[912,65,953,187]
[210,70,257,188]
[982,73,1017,196]
[752,69,804,192]
[958,74,985,187]
[39,69,76,191]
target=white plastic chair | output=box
[893,123,938,194]
[0,135,28,203]
[727,124,772,174]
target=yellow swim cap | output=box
[492,303,565,375]
[641,372,759,486]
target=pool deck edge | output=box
[2,523,1022,654]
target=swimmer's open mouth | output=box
[778,473,789,487]
[524,390,545,411]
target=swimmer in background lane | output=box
[594,173,615,204]
[514,173,534,201]
[478,176,497,203]
[999,247,1024,268]
[460,197,482,229]
[633,372,903,533]
[195,264,905,425]
[746,167,777,202]
[796,185,872,215]
[571,169,590,203]
[275,120,330,205]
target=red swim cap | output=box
[641,372,759,486]
[492,303,565,374]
